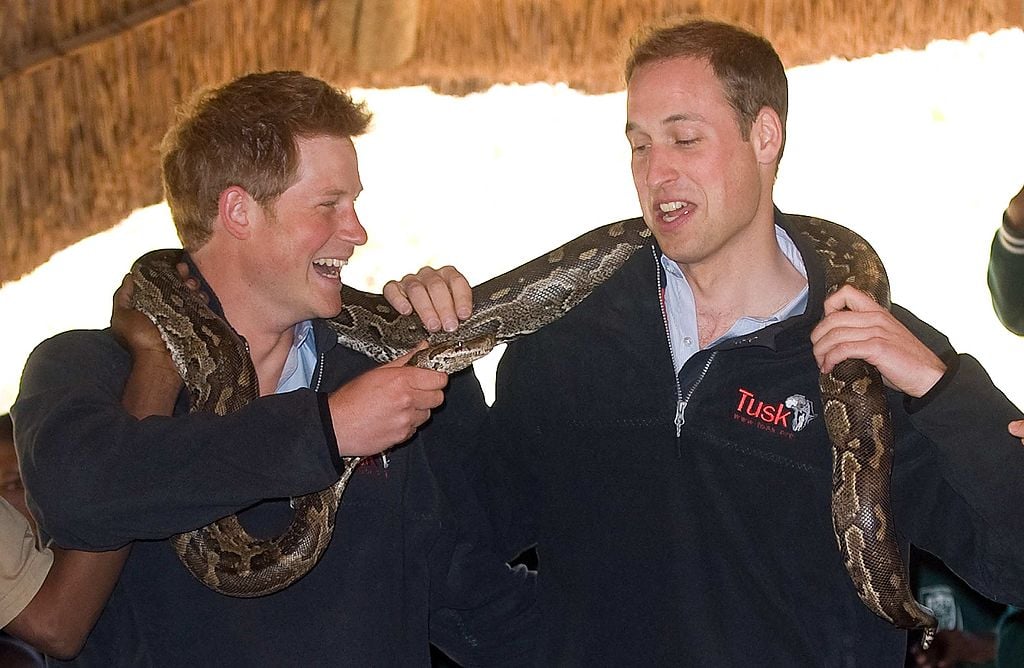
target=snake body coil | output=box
[130,215,935,645]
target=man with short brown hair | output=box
[410,19,1024,665]
[14,71,533,665]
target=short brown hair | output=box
[625,19,788,160]
[161,71,372,250]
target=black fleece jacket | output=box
[475,211,1024,667]
[14,318,535,667]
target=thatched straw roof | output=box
[2,0,1020,284]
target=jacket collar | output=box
[642,207,829,353]
[181,251,227,319]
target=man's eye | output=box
[676,138,698,146]
[319,201,338,208]
[631,144,650,154]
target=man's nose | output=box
[339,208,368,246]
[645,145,679,188]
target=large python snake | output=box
[130,215,936,644]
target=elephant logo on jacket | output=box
[784,394,817,432]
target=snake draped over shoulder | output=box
[130,214,935,646]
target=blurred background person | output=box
[989,184,1024,335]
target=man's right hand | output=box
[327,345,448,457]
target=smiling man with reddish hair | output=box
[13,71,534,665]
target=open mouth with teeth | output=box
[658,200,693,224]
[312,257,347,282]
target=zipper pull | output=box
[674,399,686,459]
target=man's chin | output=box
[313,298,344,320]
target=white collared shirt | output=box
[661,225,809,373]
[275,320,318,393]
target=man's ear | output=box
[218,186,257,241]
[751,106,783,167]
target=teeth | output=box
[313,258,347,268]
[659,201,684,213]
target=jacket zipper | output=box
[312,351,326,392]
[654,247,684,441]
[678,353,717,432]
[653,247,717,456]
[294,350,333,510]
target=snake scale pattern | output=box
[130,215,935,644]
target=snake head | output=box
[407,332,498,373]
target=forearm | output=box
[899,355,1024,601]
[15,332,339,548]
[4,547,127,659]
[120,349,182,418]
[3,351,179,658]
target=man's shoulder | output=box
[23,328,125,375]
[30,327,119,355]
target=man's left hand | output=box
[810,285,946,398]
[383,265,473,333]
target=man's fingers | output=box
[382,265,474,332]
[383,343,449,390]
[327,353,449,456]
[822,284,884,317]
[423,268,467,332]
[174,261,208,302]
[1009,419,1024,441]
[811,309,890,346]
[383,279,415,317]
[385,342,429,367]
[436,265,473,320]
[414,389,446,411]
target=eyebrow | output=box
[316,186,362,198]
[625,112,707,134]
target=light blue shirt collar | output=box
[661,225,808,373]
[275,320,318,394]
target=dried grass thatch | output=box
[1,0,1020,284]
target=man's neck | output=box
[679,227,806,347]
[243,329,298,396]
[192,251,299,395]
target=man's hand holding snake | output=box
[327,344,448,457]
[383,265,473,333]
[112,271,185,404]
[325,265,469,457]
[811,285,946,398]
